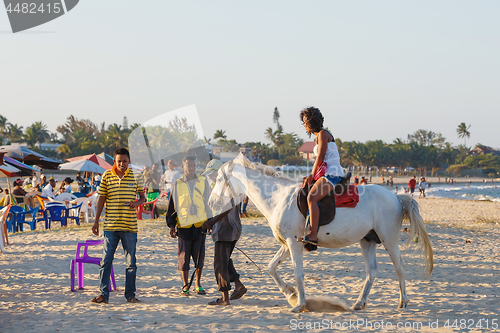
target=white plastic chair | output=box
[69,197,93,223]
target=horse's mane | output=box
[234,153,295,182]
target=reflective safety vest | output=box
[174,175,208,228]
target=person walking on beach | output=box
[240,195,249,218]
[90,148,145,304]
[201,159,247,306]
[298,107,344,251]
[408,176,417,196]
[419,177,427,198]
[163,159,181,198]
[166,155,211,295]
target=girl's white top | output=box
[313,141,344,177]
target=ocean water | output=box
[423,183,500,202]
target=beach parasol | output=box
[65,153,112,170]
[59,160,106,174]
[88,154,112,170]
[0,153,22,194]
[97,153,114,165]
[0,145,61,169]
[66,153,94,162]
[3,156,39,176]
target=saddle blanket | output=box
[335,185,359,208]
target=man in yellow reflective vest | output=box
[166,155,212,295]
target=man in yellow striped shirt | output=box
[90,148,145,304]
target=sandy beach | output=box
[1,196,500,332]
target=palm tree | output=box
[265,127,275,143]
[0,115,8,134]
[24,121,50,147]
[7,123,23,142]
[273,107,282,132]
[456,122,471,146]
[105,124,128,152]
[213,129,227,140]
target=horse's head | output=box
[208,160,247,214]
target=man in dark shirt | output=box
[201,159,247,306]
[166,156,212,295]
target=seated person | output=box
[23,176,33,187]
[41,178,56,199]
[93,173,101,189]
[76,172,85,192]
[1,189,12,206]
[60,177,73,193]
[12,179,27,204]
[36,175,48,191]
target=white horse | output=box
[210,154,433,313]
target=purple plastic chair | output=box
[70,240,116,292]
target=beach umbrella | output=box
[59,160,106,174]
[88,154,112,170]
[97,153,114,165]
[0,154,21,194]
[3,156,39,176]
[64,153,112,170]
[66,153,94,162]
[0,145,61,169]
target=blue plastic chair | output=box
[44,205,67,229]
[66,203,83,226]
[6,206,25,233]
[16,207,44,231]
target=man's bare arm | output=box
[92,195,106,236]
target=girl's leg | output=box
[306,178,334,241]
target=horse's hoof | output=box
[291,304,309,313]
[353,302,366,310]
[398,302,408,309]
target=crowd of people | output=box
[90,148,247,306]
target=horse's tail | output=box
[397,194,434,279]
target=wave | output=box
[424,183,500,202]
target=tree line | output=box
[0,114,136,160]
[1,112,498,177]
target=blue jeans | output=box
[99,231,137,300]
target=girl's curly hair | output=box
[300,107,324,136]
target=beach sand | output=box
[1,197,500,332]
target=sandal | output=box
[127,297,141,303]
[181,288,190,296]
[90,295,108,304]
[300,236,318,252]
[229,287,247,300]
[195,286,206,295]
[208,298,230,306]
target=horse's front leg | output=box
[287,238,308,313]
[268,244,296,298]
[353,238,378,310]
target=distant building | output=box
[37,143,62,151]
[239,145,253,160]
[470,145,500,156]
[298,141,315,162]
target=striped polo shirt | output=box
[98,165,144,233]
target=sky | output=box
[1,1,499,148]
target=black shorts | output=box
[177,234,206,271]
